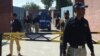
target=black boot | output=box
[18,53,23,56]
[7,54,11,56]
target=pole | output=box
[0,32,2,56]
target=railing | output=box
[2,32,100,42]
[2,32,63,41]
[0,32,100,55]
[0,33,2,56]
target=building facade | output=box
[85,0,100,32]
[0,0,12,32]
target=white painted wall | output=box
[61,6,73,19]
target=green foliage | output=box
[63,0,73,7]
[41,0,54,9]
[56,0,73,11]
[22,2,40,10]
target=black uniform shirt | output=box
[63,17,94,53]
[11,19,22,32]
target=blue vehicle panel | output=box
[39,12,51,30]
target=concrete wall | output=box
[13,6,25,31]
[13,6,25,20]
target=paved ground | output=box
[2,40,100,56]
[2,40,59,56]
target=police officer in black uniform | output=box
[62,2,95,56]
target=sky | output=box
[13,0,56,9]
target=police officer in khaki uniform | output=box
[7,13,22,56]
[62,2,95,56]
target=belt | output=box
[70,45,85,48]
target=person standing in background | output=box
[24,15,32,33]
[60,10,70,56]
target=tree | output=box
[22,2,40,10]
[41,0,54,10]
[56,0,73,10]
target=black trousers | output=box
[60,36,67,56]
